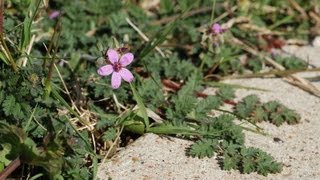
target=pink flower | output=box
[211,23,225,35]
[97,49,134,89]
[48,10,60,19]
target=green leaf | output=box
[160,0,174,14]
[0,51,9,65]
[130,83,149,130]
[217,86,235,101]
[102,128,117,141]
[192,96,222,120]
[0,144,12,168]
[19,0,41,51]
[2,95,24,119]
[187,139,219,158]
[235,95,260,118]
[0,122,63,176]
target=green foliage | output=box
[1,0,309,177]
[164,55,197,81]
[263,101,300,126]
[0,122,63,177]
[0,61,95,178]
[160,0,175,15]
[274,56,308,70]
[187,119,282,176]
[137,78,165,110]
[222,143,282,176]
[0,65,43,124]
[235,95,260,118]
[192,96,222,120]
[203,115,245,145]
[0,144,11,171]
[247,57,263,72]
[246,55,308,73]
[216,86,235,101]
[102,128,117,141]
[235,95,300,126]
[187,139,219,158]
[166,73,202,125]
[2,95,24,119]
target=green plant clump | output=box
[0,0,309,178]
[235,95,300,126]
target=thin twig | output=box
[230,37,320,97]
[220,67,320,80]
[152,6,212,25]
[126,17,165,57]
[54,63,81,115]
[288,0,308,20]
[101,125,124,164]
[22,34,36,66]
[0,157,21,179]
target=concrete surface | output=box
[282,45,320,67]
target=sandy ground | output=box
[98,46,320,180]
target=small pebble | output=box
[312,36,320,47]
[273,137,284,143]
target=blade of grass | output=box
[148,124,200,136]
[269,15,293,30]
[0,0,17,71]
[130,83,149,131]
[19,0,41,51]
[204,81,269,92]
[210,0,216,24]
[51,87,91,127]
[0,50,8,64]
[23,103,38,132]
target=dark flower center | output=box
[113,62,122,72]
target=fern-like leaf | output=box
[187,138,219,158]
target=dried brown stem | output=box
[230,37,320,97]
[288,0,308,20]
[219,68,320,80]
[0,158,21,179]
[152,6,212,25]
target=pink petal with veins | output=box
[107,49,119,64]
[119,68,134,82]
[97,65,113,76]
[119,53,134,67]
[111,72,122,89]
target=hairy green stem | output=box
[44,22,61,98]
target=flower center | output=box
[113,62,122,72]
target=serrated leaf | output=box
[187,139,219,158]
[102,128,117,141]
[0,144,12,168]
[193,96,222,120]
[217,86,235,101]
[235,95,260,118]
